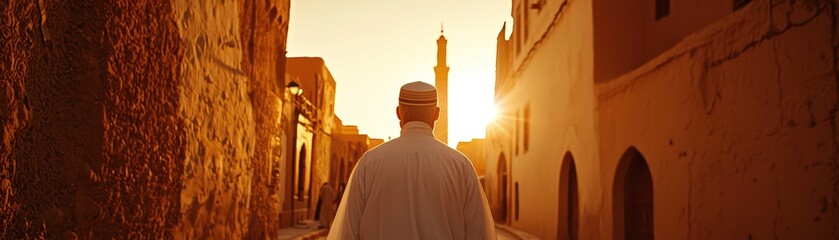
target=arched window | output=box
[497,153,509,223]
[614,147,653,240]
[558,152,579,240]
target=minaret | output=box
[434,25,449,144]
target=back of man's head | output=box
[397,81,440,127]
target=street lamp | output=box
[287,81,303,96]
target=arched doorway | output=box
[558,152,579,240]
[339,158,346,184]
[330,154,338,184]
[297,144,307,199]
[497,153,508,223]
[614,147,653,240]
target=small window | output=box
[733,0,751,11]
[515,110,520,156]
[524,104,530,152]
[655,0,669,20]
[515,182,520,220]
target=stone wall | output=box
[1,0,288,238]
[238,0,289,238]
[597,1,839,238]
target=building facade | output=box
[333,125,382,187]
[486,0,839,239]
[457,139,488,190]
[283,57,339,226]
[283,57,384,227]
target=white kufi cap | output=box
[399,81,437,107]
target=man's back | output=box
[328,122,495,240]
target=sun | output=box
[446,80,497,145]
[476,103,498,128]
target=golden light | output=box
[479,103,499,127]
[447,83,498,145]
[454,101,498,129]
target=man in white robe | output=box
[317,182,337,229]
[328,81,496,240]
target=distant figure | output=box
[335,182,346,208]
[328,81,496,239]
[317,182,337,229]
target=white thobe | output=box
[328,122,496,240]
[319,184,337,227]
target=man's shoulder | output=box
[354,140,396,166]
[361,139,396,157]
[360,137,469,162]
[423,139,468,159]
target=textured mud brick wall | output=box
[1,0,287,238]
[237,0,289,238]
[0,1,38,236]
[2,0,185,238]
[100,1,186,238]
[172,0,256,238]
[597,0,839,239]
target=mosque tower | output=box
[434,25,449,144]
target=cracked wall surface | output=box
[597,0,839,238]
[1,0,289,238]
[489,0,839,239]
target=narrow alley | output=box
[2,0,838,239]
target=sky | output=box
[287,0,512,146]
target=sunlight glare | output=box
[447,73,497,146]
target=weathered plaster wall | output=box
[597,0,839,239]
[172,0,256,238]
[1,0,288,238]
[487,0,600,239]
[491,0,838,239]
[593,0,733,82]
[237,0,289,237]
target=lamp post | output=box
[286,80,305,227]
[287,81,302,97]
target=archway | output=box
[613,147,653,240]
[558,152,579,240]
[297,144,307,199]
[339,158,346,184]
[330,154,338,185]
[497,153,508,223]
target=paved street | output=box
[282,223,532,240]
[495,226,521,240]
